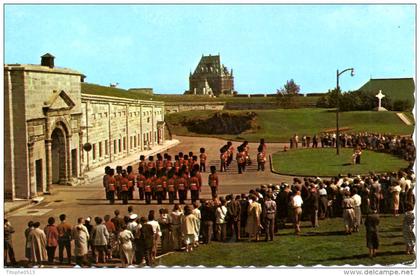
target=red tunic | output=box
[189,176,200,191]
[144,177,154,193]
[208,173,219,187]
[176,177,188,191]
[120,177,129,192]
[136,174,146,188]
[108,176,116,192]
[167,177,177,192]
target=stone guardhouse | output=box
[4,54,167,200]
[189,54,235,97]
[5,54,84,200]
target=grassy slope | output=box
[358,78,415,107]
[159,215,414,267]
[165,109,414,143]
[272,148,409,177]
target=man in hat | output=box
[127,214,138,234]
[136,217,154,266]
[263,193,277,241]
[276,183,291,229]
[227,194,242,242]
[57,214,72,265]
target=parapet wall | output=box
[165,102,225,113]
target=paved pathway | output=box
[4,135,294,267]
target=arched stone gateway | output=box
[51,127,67,184]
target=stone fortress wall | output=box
[81,94,165,171]
[4,55,166,200]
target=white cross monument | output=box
[376,90,387,111]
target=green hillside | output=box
[81,83,155,101]
[358,78,415,107]
[165,109,414,142]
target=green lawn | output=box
[158,215,415,267]
[272,148,409,177]
[165,109,414,143]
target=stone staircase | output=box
[396,112,413,126]
[208,159,259,174]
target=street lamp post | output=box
[336,68,354,155]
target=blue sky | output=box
[4,4,415,94]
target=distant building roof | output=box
[358,78,414,107]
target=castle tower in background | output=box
[188,54,235,97]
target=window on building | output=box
[118,139,121,153]
[99,141,102,158]
[114,140,117,154]
[130,136,133,149]
[138,134,140,147]
[134,136,137,148]
[92,144,96,160]
[105,140,108,155]
[147,117,150,123]
[123,137,126,150]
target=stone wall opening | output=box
[35,159,43,194]
[51,128,66,184]
[71,149,78,177]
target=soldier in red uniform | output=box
[147,156,155,172]
[192,155,199,169]
[220,147,228,172]
[115,166,123,200]
[208,166,219,198]
[120,170,130,205]
[176,168,188,204]
[242,141,251,165]
[189,169,201,204]
[183,154,190,173]
[199,148,207,172]
[259,139,267,153]
[136,166,146,200]
[188,152,194,168]
[107,168,116,204]
[257,145,267,172]
[174,155,181,174]
[178,152,184,165]
[126,166,136,200]
[226,141,234,167]
[164,155,173,173]
[156,154,164,171]
[144,170,154,205]
[166,168,177,204]
[236,146,246,174]
[139,155,147,172]
[154,169,166,205]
